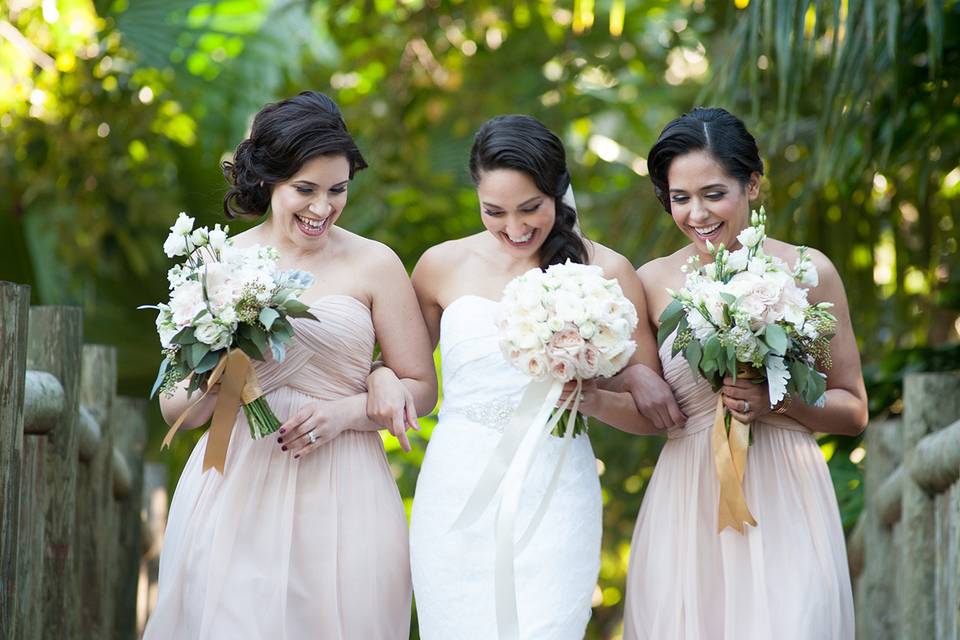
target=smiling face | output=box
[268,154,351,248]
[476,168,556,259]
[666,149,760,258]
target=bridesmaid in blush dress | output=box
[618,107,867,640]
[143,92,436,640]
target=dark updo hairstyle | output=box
[469,115,589,270]
[221,91,368,218]
[647,107,763,213]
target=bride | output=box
[367,114,683,639]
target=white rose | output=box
[575,343,600,378]
[216,306,238,326]
[578,320,597,340]
[547,316,565,332]
[194,321,231,351]
[548,352,577,382]
[169,281,205,327]
[509,320,542,350]
[520,351,550,380]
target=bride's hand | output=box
[557,378,598,406]
[276,399,348,459]
[620,364,686,431]
[365,366,419,452]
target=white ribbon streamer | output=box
[450,377,584,640]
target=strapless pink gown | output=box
[144,296,410,640]
[622,333,854,639]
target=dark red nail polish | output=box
[279,428,286,435]
[277,437,283,443]
[281,445,288,451]
[293,454,300,459]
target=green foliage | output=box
[2,2,958,637]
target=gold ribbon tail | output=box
[711,396,757,534]
[202,350,257,473]
[160,352,230,451]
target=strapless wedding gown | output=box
[622,332,855,639]
[410,295,602,639]
[144,295,411,640]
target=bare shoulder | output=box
[588,241,637,279]
[335,228,406,275]
[636,246,689,285]
[415,234,484,274]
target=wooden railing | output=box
[0,281,151,639]
[848,372,960,640]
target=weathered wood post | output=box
[858,419,902,640]
[15,369,63,640]
[26,306,83,640]
[899,372,960,640]
[0,282,30,638]
[112,396,148,640]
[77,345,118,637]
[138,462,168,635]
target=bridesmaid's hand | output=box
[365,366,419,452]
[276,399,348,459]
[621,364,686,431]
[721,376,771,423]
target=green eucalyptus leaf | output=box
[259,307,280,331]
[657,299,685,346]
[764,324,788,355]
[149,357,170,399]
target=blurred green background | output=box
[2,1,958,637]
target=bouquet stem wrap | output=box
[450,378,582,640]
[161,349,266,474]
[712,396,756,533]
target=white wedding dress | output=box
[410,294,602,639]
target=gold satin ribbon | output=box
[711,395,757,533]
[161,349,265,474]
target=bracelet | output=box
[773,393,793,415]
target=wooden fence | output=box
[848,372,960,640]
[0,281,153,639]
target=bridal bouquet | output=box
[456,260,638,639]
[657,207,836,408]
[497,260,639,434]
[142,213,316,471]
[657,207,836,532]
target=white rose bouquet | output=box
[657,207,837,532]
[453,261,639,638]
[496,260,639,435]
[141,213,316,470]
[658,207,836,409]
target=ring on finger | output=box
[742,400,750,413]
[307,430,318,445]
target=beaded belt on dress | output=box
[442,398,519,433]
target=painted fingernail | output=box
[277,437,283,443]
[281,445,288,452]
[278,428,286,435]
[293,454,300,459]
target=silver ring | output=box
[307,431,318,445]
[743,400,751,413]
